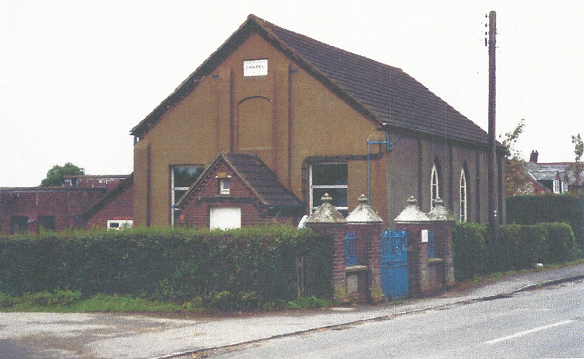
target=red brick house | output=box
[526,150,584,194]
[175,153,303,229]
[78,174,134,230]
[0,175,133,235]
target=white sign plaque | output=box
[421,229,429,243]
[243,59,268,77]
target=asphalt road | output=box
[1,270,582,359]
[209,280,584,359]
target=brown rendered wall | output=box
[133,33,504,228]
[134,33,383,227]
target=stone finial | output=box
[428,197,454,221]
[305,193,347,224]
[346,194,383,223]
[394,196,430,222]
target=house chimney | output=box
[530,150,539,163]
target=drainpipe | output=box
[367,133,392,205]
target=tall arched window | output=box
[431,162,440,210]
[460,168,468,222]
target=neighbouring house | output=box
[130,14,506,229]
[0,175,133,235]
[526,150,584,194]
[79,174,134,230]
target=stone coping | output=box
[345,265,369,273]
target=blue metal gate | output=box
[345,231,358,266]
[380,228,408,299]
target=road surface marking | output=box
[485,320,573,345]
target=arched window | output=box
[431,162,440,210]
[460,168,468,222]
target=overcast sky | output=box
[1,0,583,187]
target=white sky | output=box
[1,0,583,187]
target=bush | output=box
[543,222,579,262]
[0,225,333,312]
[23,290,82,307]
[498,225,544,270]
[452,222,488,280]
[507,194,584,249]
[452,221,578,280]
[0,292,15,308]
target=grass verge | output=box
[457,258,584,287]
[0,291,328,314]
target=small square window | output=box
[107,220,133,231]
[220,179,230,195]
[11,216,29,235]
[38,215,56,232]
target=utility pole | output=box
[487,10,498,241]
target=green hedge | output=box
[507,194,584,248]
[0,226,333,309]
[452,222,488,279]
[453,222,578,280]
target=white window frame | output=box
[219,178,230,195]
[459,169,468,222]
[309,163,348,213]
[107,220,133,231]
[431,163,440,210]
[553,179,561,194]
[562,180,569,193]
[170,165,203,226]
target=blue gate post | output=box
[394,196,431,298]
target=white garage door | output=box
[209,207,241,230]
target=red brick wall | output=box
[396,221,455,298]
[348,222,383,291]
[176,161,296,228]
[84,185,134,230]
[0,188,105,235]
[399,223,428,298]
[426,221,455,288]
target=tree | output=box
[568,133,584,193]
[500,119,533,197]
[40,163,85,187]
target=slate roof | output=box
[177,153,303,209]
[131,15,490,146]
[527,162,584,186]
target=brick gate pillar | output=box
[428,198,456,288]
[346,194,384,303]
[394,196,431,298]
[304,193,348,303]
